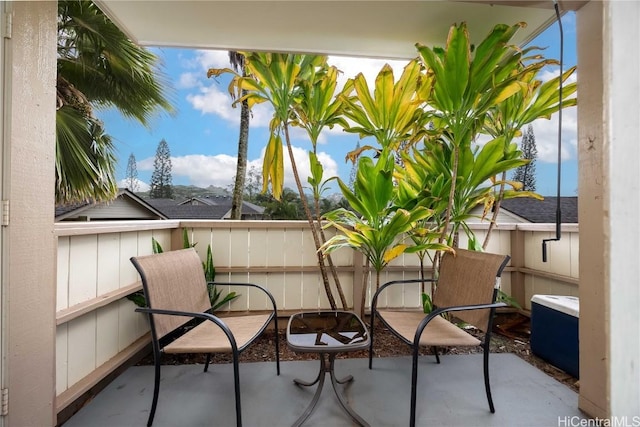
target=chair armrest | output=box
[371,279,435,311]
[135,307,239,351]
[413,301,507,344]
[208,281,278,314]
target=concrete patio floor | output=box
[63,353,585,427]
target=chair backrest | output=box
[433,248,510,331]
[131,248,211,339]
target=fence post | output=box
[352,250,365,317]
[510,227,526,308]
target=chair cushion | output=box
[164,314,272,353]
[377,310,481,347]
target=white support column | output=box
[577,1,608,417]
[2,2,57,426]
[605,0,640,417]
[578,0,640,418]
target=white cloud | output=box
[527,68,578,163]
[137,146,339,191]
[117,178,150,192]
[194,50,231,71]
[176,72,200,89]
[186,85,237,120]
[530,106,577,163]
[186,84,274,128]
[278,145,339,190]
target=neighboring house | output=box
[55,188,167,221]
[500,197,578,223]
[468,196,578,224]
[147,196,265,220]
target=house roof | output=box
[150,204,232,220]
[55,189,168,221]
[500,196,578,223]
[146,198,265,219]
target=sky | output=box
[100,12,578,197]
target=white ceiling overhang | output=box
[94,1,586,60]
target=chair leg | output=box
[274,323,281,375]
[432,346,440,364]
[483,344,496,413]
[204,354,212,372]
[147,359,161,427]
[232,349,243,427]
[410,344,420,427]
[368,314,376,369]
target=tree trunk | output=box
[314,191,348,309]
[360,259,371,319]
[230,92,250,219]
[482,171,507,250]
[434,143,460,280]
[283,125,337,309]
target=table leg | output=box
[291,353,369,427]
[328,355,370,427]
[292,354,328,427]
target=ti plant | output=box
[209,53,346,310]
[290,64,350,309]
[128,229,238,311]
[321,150,447,318]
[339,59,429,159]
[415,22,530,252]
[480,60,577,249]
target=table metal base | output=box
[292,353,369,427]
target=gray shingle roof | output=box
[500,196,578,223]
[146,198,264,219]
[152,204,231,219]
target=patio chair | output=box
[368,248,510,427]
[130,248,280,427]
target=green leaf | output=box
[151,238,163,254]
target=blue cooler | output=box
[530,295,579,378]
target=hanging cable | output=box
[542,0,564,262]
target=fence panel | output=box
[54,219,577,415]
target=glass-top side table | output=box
[286,311,370,427]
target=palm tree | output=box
[56,0,173,204]
[227,51,250,220]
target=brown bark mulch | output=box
[136,312,579,393]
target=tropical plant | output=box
[208,53,346,310]
[290,64,350,309]
[415,22,528,251]
[480,61,577,248]
[339,59,428,159]
[321,150,448,318]
[56,0,173,204]
[261,188,304,220]
[324,22,578,313]
[128,229,238,311]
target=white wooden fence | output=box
[53,219,578,414]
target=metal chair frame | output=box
[131,249,280,427]
[368,249,510,427]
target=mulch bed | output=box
[136,311,579,393]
